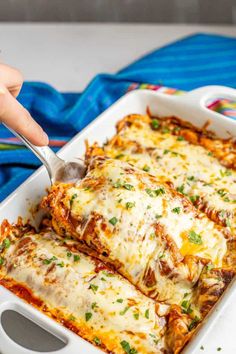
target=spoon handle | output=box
[4,124,64,181]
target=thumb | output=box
[0,85,49,146]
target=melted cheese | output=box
[44,158,227,307]
[0,231,165,354]
[103,116,236,234]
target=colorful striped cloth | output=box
[0,33,236,201]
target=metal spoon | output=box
[5,125,86,184]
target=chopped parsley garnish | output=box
[220,169,231,177]
[200,345,204,350]
[119,306,130,315]
[102,271,115,277]
[57,261,65,268]
[126,201,135,209]
[91,302,98,310]
[190,195,199,203]
[145,188,165,197]
[67,252,72,258]
[149,333,159,345]
[226,219,231,227]
[133,313,139,320]
[84,186,91,191]
[159,253,165,259]
[85,312,92,322]
[120,340,138,354]
[74,255,80,262]
[43,256,57,265]
[151,119,159,129]
[155,214,162,219]
[116,154,125,159]
[143,165,150,172]
[113,181,122,188]
[188,316,200,331]
[93,337,101,345]
[187,175,195,181]
[0,257,4,266]
[3,238,11,249]
[109,217,118,226]
[181,300,193,314]
[162,127,170,134]
[68,315,76,321]
[188,231,203,245]
[177,184,185,195]
[123,184,135,191]
[70,193,77,207]
[172,207,181,214]
[217,189,227,197]
[177,136,185,141]
[217,348,222,352]
[145,309,149,319]
[116,298,123,303]
[163,149,169,155]
[206,263,214,271]
[89,284,98,294]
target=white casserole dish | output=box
[0,86,236,354]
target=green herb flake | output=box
[119,306,130,316]
[177,136,185,141]
[133,313,139,320]
[57,261,65,268]
[200,345,204,350]
[190,195,199,203]
[113,181,122,188]
[68,315,76,321]
[89,284,98,294]
[116,154,125,159]
[226,219,231,227]
[151,119,159,130]
[126,201,135,209]
[93,337,101,346]
[109,217,118,226]
[120,340,138,354]
[0,257,4,266]
[188,230,203,245]
[91,302,98,310]
[162,127,170,134]
[143,165,150,172]
[145,309,149,319]
[217,189,227,197]
[217,348,222,352]
[70,193,77,207]
[172,207,181,214]
[123,184,135,191]
[155,214,162,219]
[3,238,11,249]
[67,252,72,258]
[145,188,165,198]
[85,312,93,322]
[187,175,195,181]
[188,316,200,331]
[116,298,123,303]
[74,255,80,262]
[177,184,185,195]
[181,300,193,314]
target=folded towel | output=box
[1,33,236,201]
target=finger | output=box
[0,85,49,146]
[0,63,23,97]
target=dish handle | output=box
[149,85,236,137]
[0,300,101,354]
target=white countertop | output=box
[0,23,235,354]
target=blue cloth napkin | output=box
[1,33,236,202]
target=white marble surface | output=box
[0,23,235,354]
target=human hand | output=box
[0,63,48,146]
